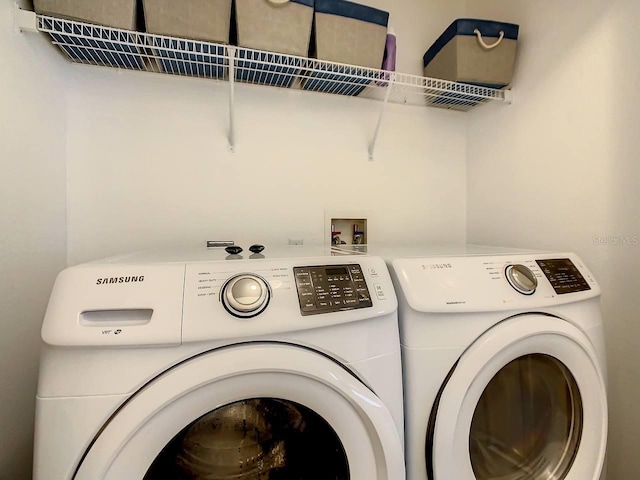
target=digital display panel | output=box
[325,267,348,276]
[536,258,591,295]
[293,264,372,316]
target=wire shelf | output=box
[36,15,508,112]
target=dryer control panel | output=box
[391,251,599,313]
[536,258,591,295]
[293,264,372,316]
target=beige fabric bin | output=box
[235,0,314,56]
[143,0,232,43]
[423,18,520,88]
[33,0,138,30]
[313,0,389,68]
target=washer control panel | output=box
[536,258,591,294]
[293,264,373,316]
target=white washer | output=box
[34,246,405,480]
[379,246,608,480]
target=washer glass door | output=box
[74,343,404,480]
[428,315,607,480]
[144,397,349,479]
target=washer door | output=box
[74,343,404,479]
[429,314,607,480]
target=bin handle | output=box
[474,28,505,50]
[267,0,290,4]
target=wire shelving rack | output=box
[16,7,512,159]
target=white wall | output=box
[2,0,471,474]
[19,0,640,476]
[466,0,640,477]
[64,0,469,264]
[0,2,67,478]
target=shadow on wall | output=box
[601,0,640,478]
[466,0,613,93]
[17,0,35,10]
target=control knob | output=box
[221,274,270,317]
[505,264,537,295]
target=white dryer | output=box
[34,246,405,480]
[385,248,608,480]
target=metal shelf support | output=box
[368,73,395,161]
[227,46,236,153]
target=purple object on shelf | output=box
[377,28,396,86]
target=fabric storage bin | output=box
[36,3,143,70]
[143,0,231,78]
[33,0,138,30]
[423,18,519,88]
[303,0,389,96]
[234,0,314,87]
[150,37,227,79]
[143,0,231,43]
[41,17,144,69]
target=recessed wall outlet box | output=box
[330,218,367,246]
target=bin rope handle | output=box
[474,29,505,50]
[267,0,290,4]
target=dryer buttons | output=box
[505,264,538,295]
[221,274,271,318]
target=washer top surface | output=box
[89,244,349,265]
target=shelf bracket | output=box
[503,89,514,105]
[227,46,236,153]
[14,3,38,33]
[368,73,395,161]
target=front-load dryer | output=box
[385,248,608,480]
[33,246,405,480]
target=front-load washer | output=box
[33,246,405,480]
[382,248,608,480]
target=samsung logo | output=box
[96,276,145,285]
[422,263,453,270]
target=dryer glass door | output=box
[428,314,607,480]
[74,343,404,480]
[469,353,583,480]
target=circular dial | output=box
[221,274,270,317]
[505,264,537,295]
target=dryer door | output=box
[73,343,404,480]
[429,314,607,480]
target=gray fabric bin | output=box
[423,18,519,88]
[143,0,232,43]
[235,0,314,56]
[33,0,138,30]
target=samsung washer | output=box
[34,246,405,480]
